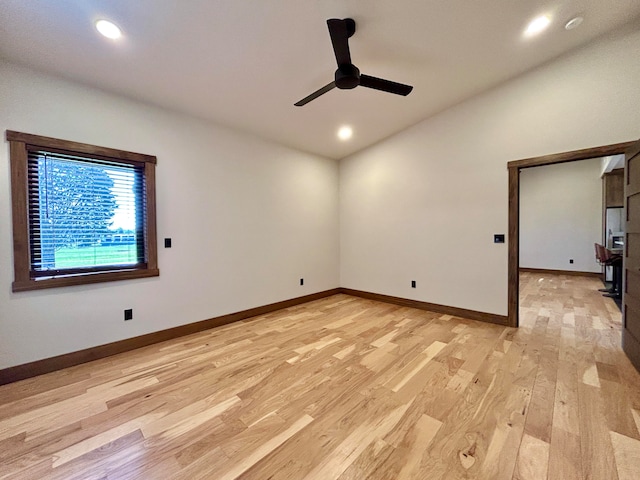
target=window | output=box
[7,131,158,291]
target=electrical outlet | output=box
[411,280,416,288]
[124,309,133,321]
[164,238,172,248]
[569,259,574,264]
[300,278,304,286]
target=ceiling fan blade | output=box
[294,81,336,106]
[327,19,353,66]
[360,74,413,96]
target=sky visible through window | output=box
[107,168,136,231]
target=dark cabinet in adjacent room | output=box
[604,169,624,207]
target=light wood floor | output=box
[1,273,640,479]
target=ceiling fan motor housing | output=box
[335,64,360,89]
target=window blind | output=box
[27,149,146,277]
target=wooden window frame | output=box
[7,130,159,292]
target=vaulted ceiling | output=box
[1,1,639,159]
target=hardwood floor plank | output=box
[0,457,54,480]
[172,423,229,468]
[217,414,313,480]
[302,402,411,480]
[45,431,147,480]
[514,433,550,480]
[0,394,108,442]
[1,276,639,479]
[336,438,396,480]
[600,379,640,440]
[51,414,158,467]
[632,408,640,436]
[523,342,558,443]
[610,431,640,480]
[169,446,228,480]
[151,395,240,441]
[547,427,582,480]
[578,382,620,480]
[370,329,400,348]
[553,343,580,436]
[395,413,442,480]
[386,341,447,392]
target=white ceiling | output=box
[1,1,639,159]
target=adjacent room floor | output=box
[1,273,639,479]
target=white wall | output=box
[3,25,640,369]
[0,62,339,369]
[519,159,602,273]
[340,25,640,316]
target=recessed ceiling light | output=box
[524,15,551,37]
[95,19,122,39]
[565,16,584,30]
[337,126,353,141]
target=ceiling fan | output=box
[294,18,414,107]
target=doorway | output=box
[506,141,635,328]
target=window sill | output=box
[12,269,160,292]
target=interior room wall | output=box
[3,24,640,370]
[0,61,339,369]
[519,159,602,273]
[340,25,640,316]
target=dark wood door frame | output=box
[623,140,640,372]
[507,141,636,327]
